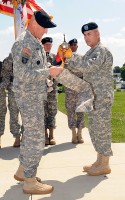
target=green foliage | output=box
[121,65,125,81]
[58,91,125,143]
[111,91,125,142]
[114,80,116,89]
[113,66,121,73]
[58,85,65,93]
[58,93,66,114]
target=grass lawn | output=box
[111,91,125,142]
[58,91,125,143]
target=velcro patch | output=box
[22,57,29,64]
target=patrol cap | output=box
[68,38,78,45]
[34,10,57,28]
[81,22,98,34]
[41,37,53,44]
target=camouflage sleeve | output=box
[11,41,50,82]
[0,58,12,87]
[65,47,113,74]
[1,54,13,75]
[65,54,84,73]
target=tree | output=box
[113,66,121,73]
[121,66,125,81]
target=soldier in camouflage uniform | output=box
[11,10,64,195]
[65,22,114,176]
[0,61,5,149]
[0,53,22,148]
[42,37,57,145]
[64,38,84,144]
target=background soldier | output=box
[42,37,57,145]
[64,38,84,144]
[0,61,5,149]
[65,22,114,176]
[55,38,94,114]
[0,53,22,148]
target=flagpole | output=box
[13,7,17,39]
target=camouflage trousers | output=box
[14,90,45,178]
[88,98,113,156]
[0,85,21,137]
[65,88,84,129]
[0,86,7,136]
[56,68,112,156]
[44,91,58,129]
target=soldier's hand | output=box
[50,66,63,77]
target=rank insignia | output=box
[84,25,89,31]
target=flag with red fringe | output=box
[0,1,13,16]
[0,0,44,17]
[0,0,47,38]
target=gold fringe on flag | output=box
[2,0,26,8]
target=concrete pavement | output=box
[0,110,125,200]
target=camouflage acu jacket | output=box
[11,30,50,95]
[66,42,114,102]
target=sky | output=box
[0,0,125,67]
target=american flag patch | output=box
[22,48,32,56]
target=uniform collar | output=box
[26,30,43,47]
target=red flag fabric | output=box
[0,0,52,38]
[0,0,44,19]
[28,0,43,11]
[55,52,62,63]
[0,1,13,16]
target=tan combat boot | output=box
[83,153,100,172]
[23,177,54,194]
[45,129,49,145]
[14,164,24,181]
[13,136,20,147]
[71,128,78,144]
[87,154,111,176]
[14,164,41,182]
[49,128,56,145]
[77,128,84,143]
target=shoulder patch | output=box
[22,57,29,64]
